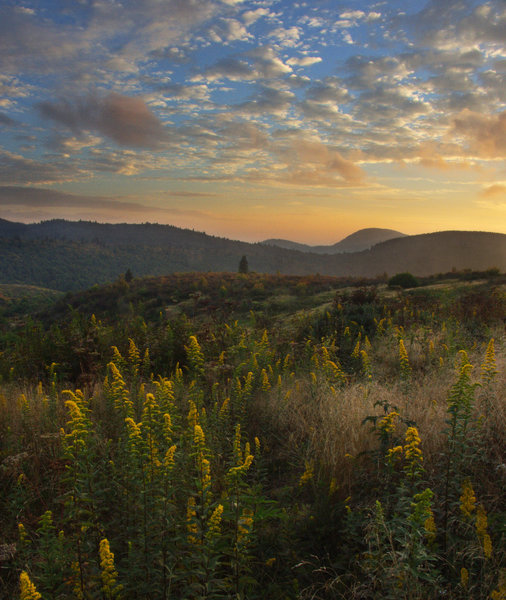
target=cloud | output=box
[354,86,429,123]
[287,56,322,67]
[451,109,506,158]
[235,86,295,116]
[242,8,271,26]
[38,93,168,149]
[207,18,251,43]
[268,26,301,47]
[0,150,83,185]
[264,137,365,187]
[201,57,256,82]
[202,46,292,82]
[480,184,506,198]
[0,185,216,223]
[0,112,16,126]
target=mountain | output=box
[0,219,504,291]
[262,228,407,254]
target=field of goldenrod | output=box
[0,273,504,599]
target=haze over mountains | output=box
[262,228,408,254]
[0,219,504,291]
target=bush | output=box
[388,272,419,289]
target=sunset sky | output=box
[0,0,504,243]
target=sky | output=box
[0,0,505,244]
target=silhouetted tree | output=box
[125,268,133,283]
[238,255,249,274]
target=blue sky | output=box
[0,0,504,242]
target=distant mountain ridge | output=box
[262,228,407,254]
[0,219,504,291]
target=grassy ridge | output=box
[0,273,504,599]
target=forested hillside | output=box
[0,220,505,291]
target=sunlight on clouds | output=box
[0,0,504,238]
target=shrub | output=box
[388,272,419,289]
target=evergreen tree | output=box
[238,255,249,274]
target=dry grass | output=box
[254,329,506,499]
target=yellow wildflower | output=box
[193,424,205,447]
[460,479,476,519]
[164,445,176,470]
[187,497,200,545]
[403,426,423,478]
[460,567,469,588]
[206,504,224,540]
[378,411,399,435]
[299,460,314,486]
[237,508,254,544]
[99,538,122,598]
[19,571,41,600]
[476,504,492,559]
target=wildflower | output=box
[163,445,176,470]
[481,338,498,384]
[228,454,254,476]
[162,413,172,443]
[233,423,242,465]
[201,458,211,492]
[193,424,205,447]
[187,400,198,428]
[386,445,403,465]
[206,504,224,540]
[399,339,411,379]
[460,567,469,588]
[187,497,200,545]
[18,523,28,544]
[185,335,205,378]
[99,538,122,598]
[261,368,271,391]
[128,338,140,372]
[424,511,437,543]
[460,479,476,519]
[379,410,399,435]
[237,508,254,545]
[476,504,492,559]
[19,571,41,600]
[490,569,506,600]
[219,397,230,416]
[403,426,424,478]
[299,460,314,486]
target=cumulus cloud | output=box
[268,26,301,47]
[286,56,322,67]
[451,109,506,158]
[242,8,271,26]
[271,137,365,186]
[0,150,83,185]
[207,18,251,43]
[38,93,168,149]
[235,86,295,116]
[201,46,292,82]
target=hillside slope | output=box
[0,220,504,290]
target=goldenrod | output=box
[460,479,476,519]
[19,571,41,600]
[99,538,122,598]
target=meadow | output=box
[0,272,504,599]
